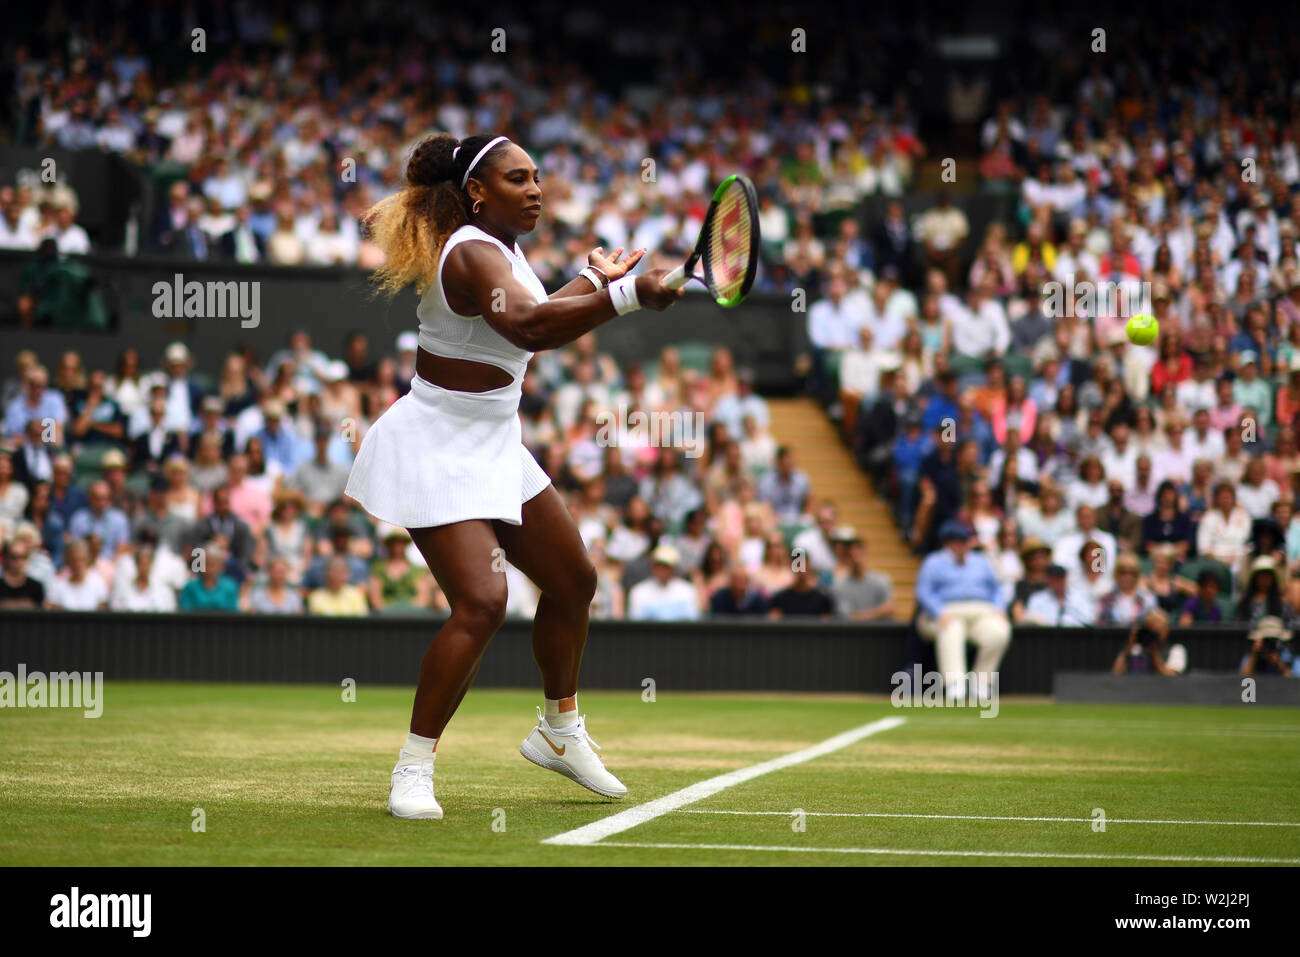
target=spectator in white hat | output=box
[627,544,701,620]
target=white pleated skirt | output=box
[345,374,551,528]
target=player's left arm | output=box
[549,246,647,299]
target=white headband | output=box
[460,136,509,189]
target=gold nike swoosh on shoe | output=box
[537,729,566,755]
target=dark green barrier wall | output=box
[0,251,805,391]
[0,612,1252,694]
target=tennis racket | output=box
[660,173,760,307]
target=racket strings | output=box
[703,183,753,301]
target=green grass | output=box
[2,683,1298,866]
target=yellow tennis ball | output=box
[1126,313,1159,346]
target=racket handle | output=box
[661,264,689,289]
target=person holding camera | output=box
[1104,553,1182,675]
[1241,616,1295,676]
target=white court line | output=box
[677,810,1300,827]
[593,842,1300,865]
[542,716,906,846]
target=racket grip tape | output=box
[661,264,689,289]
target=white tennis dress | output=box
[345,224,553,527]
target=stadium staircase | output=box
[768,398,918,619]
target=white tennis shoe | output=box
[388,751,443,819]
[520,709,627,799]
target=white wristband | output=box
[609,275,640,315]
[579,266,606,290]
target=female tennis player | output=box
[346,132,684,819]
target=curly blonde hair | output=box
[364,133,509,298]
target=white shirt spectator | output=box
[592,208,629,253]
[55,223,91,255]
[1053,527,1118,576]
[605,525,649,565]
[740,431,778,474]
[0,215,38,249]
[1183,427,1226,464]
[1024,585,1096,626]
[915,205,969,252]
[47,571,109,611]
[1236,479,1280,520]
[791,526,837,574]
[759,203,790,246]
[1066,479,1110,512]
[1052,249,1100,283]
[1100,443,1139,488]
[861,297,910,351]
[1175,377,1218,414]
[204,173,248,210]
[1196,506,1253,566]
[1045,179,1087,214]
[1150,442,1196,487]
[1015,503,1076,547]
[988,445,1039,484]
[807,296,865,350]
[306,228,358,265]
[627,575,701,620]
[96,123,137,153]
[838,348,900,402]
[949,299,1011,357]
[113,546,189,595]
[110,577,178,612]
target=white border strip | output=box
[542,716,905,846]
[678,810,1300,827]
[593,841,1300,864]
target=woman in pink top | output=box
[991,375,1037,446]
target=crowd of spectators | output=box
[5,3,924,299]
[5,8,1300,673]
[796,24,1300,676]
[0,334,895,623]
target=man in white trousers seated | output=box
[914,519,1012,702]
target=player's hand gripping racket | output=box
[660,173,760,307]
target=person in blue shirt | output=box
[4,366,68,441]
[253,400,307,475]
[892,413,931,534]
[954,395,998,465]
[178,540,240,611]
[914,519,1012,702]
[67,480,131,557]
[920,370,960,433]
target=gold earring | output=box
[472,199,483,214]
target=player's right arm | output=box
[442,241,683,352]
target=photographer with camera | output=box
[1104,553,1183,675]
[1241,616,1295,677]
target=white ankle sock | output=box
[403,732,437,757]
[545,696,578,729]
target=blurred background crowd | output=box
[0,333,893,621]
[1,2,926,294]
[1,4,1299,666]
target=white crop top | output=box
[417,224,544,380]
